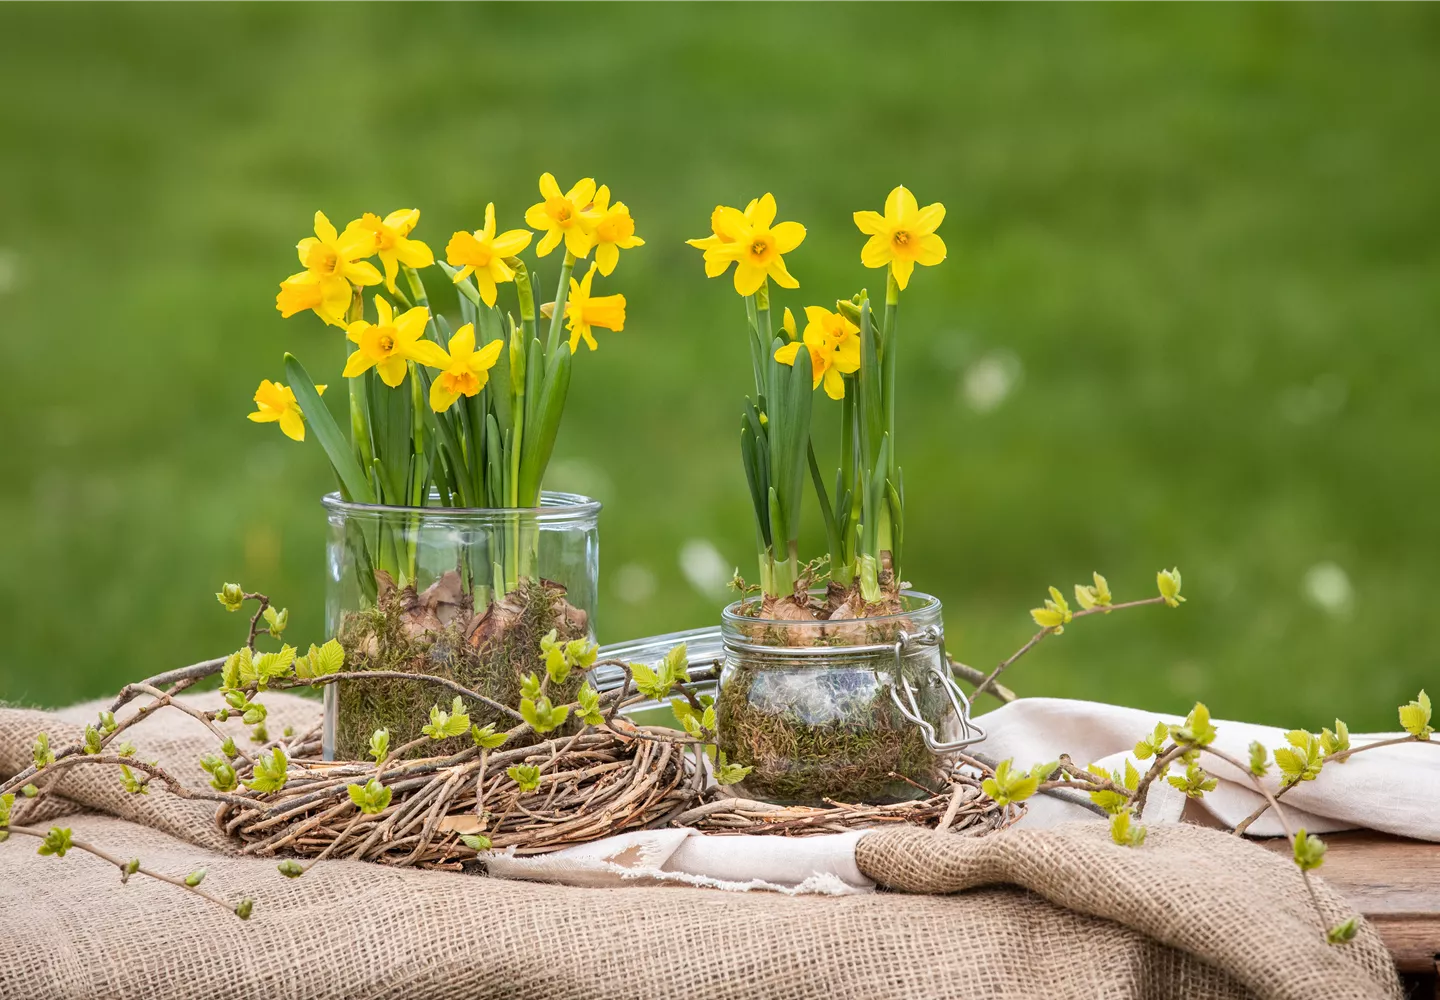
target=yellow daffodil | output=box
[774,306,860,400]
[274,271,351,327]
[853,185,946,290]
[422,323,505,413]
[343,295,442,388]
[295,210,382,295]
[354,209,434,293]
[445,204,533,307]
[541,263,625,353]
[525,172,597,258]
[686,193,804,296]
[248,379,325,442]
[586,185,644,276]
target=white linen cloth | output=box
[491,697,1439,893]
[977,697,1440,840]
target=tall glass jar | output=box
[716,592,983,806]
[321,491,600,760]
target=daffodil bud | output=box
[835,298,862,327]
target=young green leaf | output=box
[242,747,289,794]
[1399,690,1432,740]
[1074,571,1113,611]
[422,697,471,741]
[216,583,245,612]
[200,753,239,793]
[1326,917,1359,945]
[470,723,508,750]
[575,683,605,727]
[519,673,543,701]
[1273,730,1324,787]
[296,639,345,680]
[276,859,304,879]
[1292,828,1327,871]
[253,646,297,690]
[520,695,570,734]
[32,732,54,769]
[981,759,1042,807]
[1320,719,1350,758]
[1157,568,1185,607]
[261,606,289,637]
[184,868,207,887]
[1030,586,1072,632]
[0,792,14,829]
[1134,721,1169,760]
[83,724,102,755]
[118,765,149,795]
[460,833,493,852]
[97,710,117,735]
[1110,810,1147,847]
[1166,761,1218,799]
[37,826,73,858]
[715,751,753,786]
[1248,741,1270,777]
[346,778,393,815]
[507,764,542,793]
[235,898,255,920]
[1169,703,1217,747]
[368,729,390,763]
[540,629,570,684]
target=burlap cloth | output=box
[0,695,1401,1000]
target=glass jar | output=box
[716,592,983,806]
[321,491,600,760]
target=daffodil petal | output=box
[766,255,799,290]
[914,232,947,266]
[913,202,946,235]
[890,257,915,290]
[751,193,777,230]
[771,221,805,254]
[345,260,383,286]
[823,367,845,400]
[885,185,918,220]
[595,242,619,277]
[343,350,374,379]
[861,234,892,269]
[491,228,532,257]
[564,226,594,259]
[279,409,306,442]
[734,261,767,296]
[538,172,561,200]
[773,342,802,365]
[536,228,562,257]
[314,211,337,245]
[377,356,408,388]
[853,210,887,236]
[430,378,459,413]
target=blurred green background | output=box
[2,3,1437,730]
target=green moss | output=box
[715,651,948,806]
[333,577,585,761]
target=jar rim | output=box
[321,490,601,522]
[721,589,941,631]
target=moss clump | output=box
[715,648,948,806]
[333,575,586,761]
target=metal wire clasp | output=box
[886,625,986,753]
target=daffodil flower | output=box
[354,209,434,293]
[248,379,325,442]
[295,211,383,300]
[525,173,597,258]
[541,263,625,353]
[342,295,443,388]
[585,185,644,276]
[274,271,351,327]
[445,204,533,307]
[853,185,946,290]
[687,193,804,296]
[422,323,504,413]
[774,306,860,400]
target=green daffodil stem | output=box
[744,295,765,397]
[877,272,901,578]
[544,251,577,358]
[754,279,773,400]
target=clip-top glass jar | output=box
[321,490,600,761]
[716,591,983,806]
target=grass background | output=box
[1,3,1437,730]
